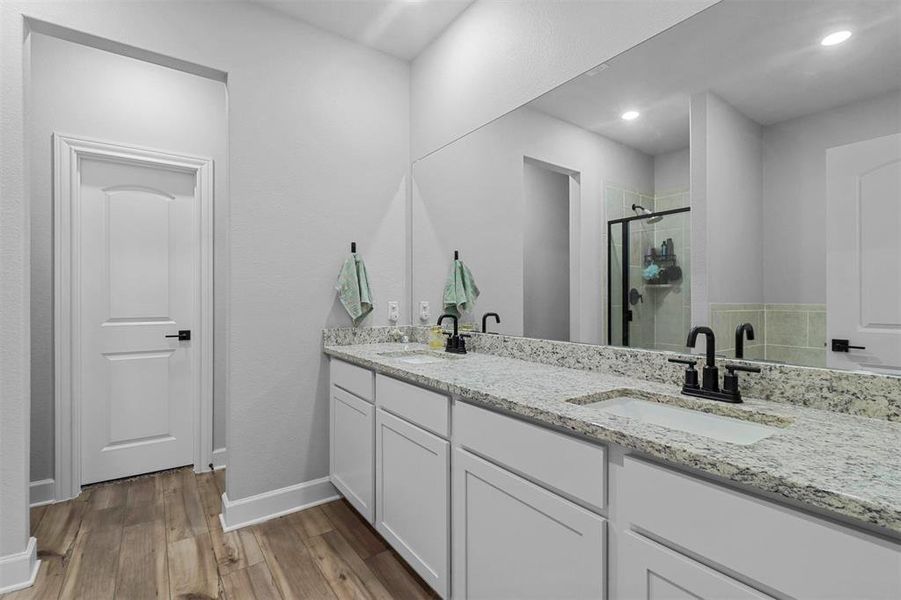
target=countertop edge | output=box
[324,345,901,536]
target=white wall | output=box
[762,90,901,304]
[523,161,570,341]
[28,32,228,484]
[411,0,717,158]
[695,92,764,308]
[1,0,409,565]
[413,106,652,344]
[654,147,690,194]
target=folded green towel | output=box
[443,259,480,317]
[335,254,373,325]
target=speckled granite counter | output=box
[324,342,901,535]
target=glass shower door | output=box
[608,207,690,350]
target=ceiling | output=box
[529,0,901,156]
[253,0,475,60]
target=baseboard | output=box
[212,447,227,470]
[0,537,40,594]
[29,479,55,507]
[219,476,339,532]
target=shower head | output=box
[632,203,662,223]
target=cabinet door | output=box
[619,531,773,600]
[453,448,606,600]
[376,409,449,598]
[330,386,374,522]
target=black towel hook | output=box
[351,241,357,253]
[454,250,459,260]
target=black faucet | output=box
[686,326,719,391]
[438,314,469,354]
[481,312,500,334]
[668,326,760,403]
[735,323,755,359]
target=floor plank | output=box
[115,519,169,600]
[221,562,282,600]
[29,506,47,537]
[320,500,387,560]
[32,500,86,557]
[254,518,337,600]
[168,532,221,600]
[58,505,126,600]
[165,469,208,543]
[366,550,439,600]
[12,467,436,600]
[214,469,226,495]
[305,530,392,600]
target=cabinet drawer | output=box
[331,359,374,402]
[622,456,901,600]
[376,374,449,438]
[453,448,606,600]
[455,401,606,512]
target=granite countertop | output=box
[324,342,901,535]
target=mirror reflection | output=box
[412,0,901,374]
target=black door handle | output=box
[165,330,191,341]
[831,338,864,352]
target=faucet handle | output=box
[668,357,699,389]
[723,363,760,398]
[725,364,761,374]
[668,358,697,367]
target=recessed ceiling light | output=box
[621,110,640,121]
[821,30,852,46]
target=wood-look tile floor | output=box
[2,468,438,600]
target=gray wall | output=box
[28,32,229,483]
[654,147,690,194]
[701,92,764,305]
[523,161,570,341]
[761,90,901,304]
[411,0,717,158]
[413,107,653,345]
[5,1,409,514]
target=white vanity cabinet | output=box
[619,456,901,600]
[375,375,451,598]
[619,531,771,599]
[453,401,607,600]
[329,360,375,522]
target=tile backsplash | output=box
[709,303,826,367]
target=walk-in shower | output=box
[608,206,691,350]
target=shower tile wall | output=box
[709,303,826,367]
[709,303,766,359]
[606,185,690,351]
[764,304,827,367]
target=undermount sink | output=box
[378,350,462,365]
[568,390,788,446]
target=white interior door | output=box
[79,157,198,484]
[826,133,901,373]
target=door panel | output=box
[827,133,901,373]
[80,157,197,484]
[376,409,448,598]
[452,448,606,600]
[330,386,375,521]
[619,532,772,600]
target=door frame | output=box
[53,133,214,501]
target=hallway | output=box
[2,468,435,599]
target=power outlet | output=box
[419,301,430,322]
[387,301,399,324]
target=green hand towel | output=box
[443,259,480,316]
[335,254,373,325]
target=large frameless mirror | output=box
[412,0,901,374]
